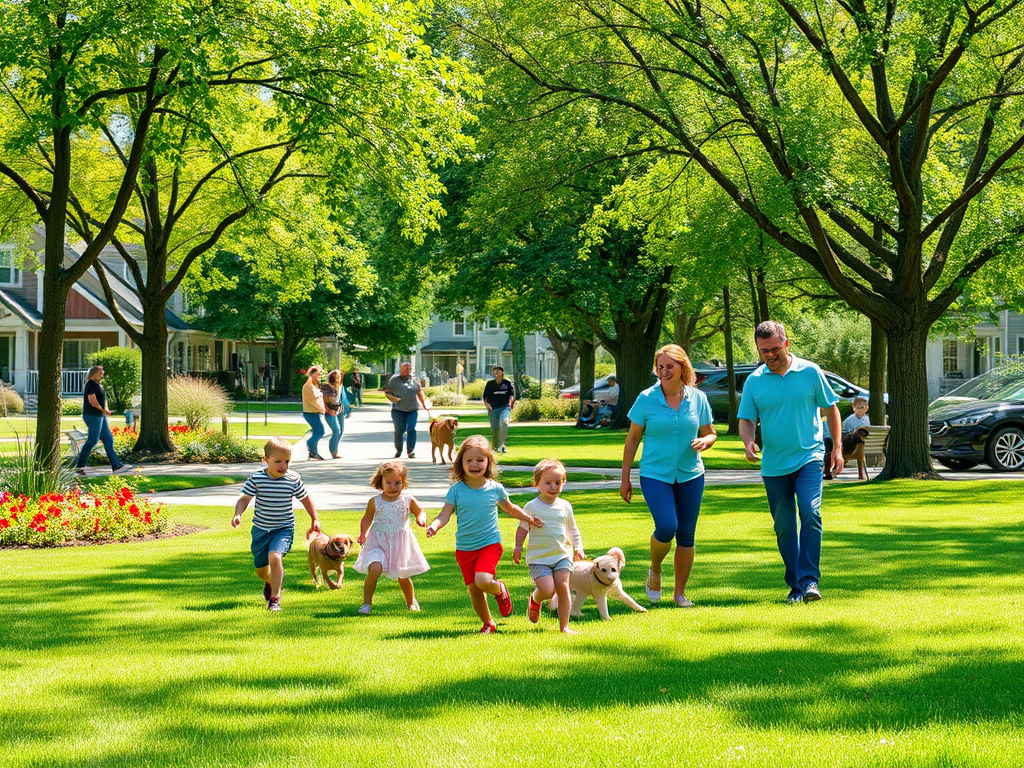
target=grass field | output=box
[2,480,1021,767]
[80,475,247,494]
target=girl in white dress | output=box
[354,461,430,614]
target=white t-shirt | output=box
[518,497,583,565]
[842,413,871,434]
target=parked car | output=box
[928,368,1024,471]
[558,372,694,400]
[697,365,881,421]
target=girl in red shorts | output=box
[426,435,543,633]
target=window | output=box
[453,314,466,336]
[942,339,959,375]
[483,348,501,370]
[0,248,20,286]
[63,339,101,369]
[484,317,499,330]
[1018,336,1024,356]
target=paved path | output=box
[75,404,1021,509]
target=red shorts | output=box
[455,543,504,585]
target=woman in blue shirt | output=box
[621,344,716,608]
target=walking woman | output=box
[620,344,716,607]
[384,362,428,459]
[302,366,327,460]
[321,369,345,459]
[75,364,133,475]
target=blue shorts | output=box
[251,525,294,569]
[528,558,574,581]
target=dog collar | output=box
[592,570,612,587]
[321,543,343,562]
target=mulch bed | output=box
[0,524,206,550]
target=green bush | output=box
[168,375,234,430]
[425,390,468,407]
[511,399,542,422]
[594,362,617,378]
[290,345,330,396]
[539,397,579,421]
[61,399,82,416]
[86,347,142,412]
[462,379,486,400]
[169,427,262,463]
[0,439,76,496]
[0,382,25,415]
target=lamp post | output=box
[536,349,546,399]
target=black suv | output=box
[928,368,1024,471]
[697,365,873,422]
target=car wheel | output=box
[985,426,1024,471]
[935,458,979,471]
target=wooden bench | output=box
[861,425,890,468]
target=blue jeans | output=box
[351,387,362,406]
[639,474,705,546]
[303,412,325,457]
[324,412,343,456]
[488,406,511,449]
[76,413,124,470]
[391,408,418,454]
[762,461,824,591]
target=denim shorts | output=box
[529,558,574,581]
[251,525,294,569]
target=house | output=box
[925,311,1024,399]
[405,310,558,385]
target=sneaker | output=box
[395,451,402,458]
[786,588,804,604]
[331,454,341,460]
[112,464,135,475]
[645,569,662,603]
[308,454,325,461]
[803,582,822,602]
[479,622,497,634]
[358,603,372,615]
[499,446,507,453]
[263,582,272,602]
[674,595,694,608]
[408,600,421,611]
[495,581,514,617]
[528,595,542,623]
[268,597,281,612]
[407,452,416,459]
[75,468,88,476]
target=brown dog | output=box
[306,529,355,589]
[824,428,870,481]
[429,417,458,464]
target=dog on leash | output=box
[824,427,871,481]
[306,529,355,589]
[550,547,648,621]
[429,416,459,464]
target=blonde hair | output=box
[533,458,566,486]
[654,344,697,387]
[327,369,341,385]
[450,435,499,482]
[370,461,408,490]
[264,436,293,458]
[852,396,869,407]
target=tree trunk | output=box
[876,325,937,479]
[34,274,73,469]
[578,335,597,409]
[746,267,762,326]
[134,311,175,455]
[869,319,888,426]
[723,284,739,435]
[546,329,579,387]
[755,267,770,322]
[610,320,659,429]
[673,307,700,349]
[278,336,299,397]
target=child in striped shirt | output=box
[232,437,320,612]
[513,458,585,634]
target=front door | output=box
[0,336,12,383]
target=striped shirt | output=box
[240,469,308,530]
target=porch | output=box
[25,369,90,396]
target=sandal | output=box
[674,595,694,608]
[645,569,662,603]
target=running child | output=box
[232,437,320,612]
[426,435,543,633]
[353,461,430,614]
[513,458,585,634]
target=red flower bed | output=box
[0,486,169,547]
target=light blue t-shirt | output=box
[627,384,714,484]
[737,356,839,477]
[444,479,510,551]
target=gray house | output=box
[925,311,1024,399]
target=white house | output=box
[925,311,1024,399]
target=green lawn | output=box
[464,422,756,469]
[2,481,1022,767]
[80,474,246,494]
[497,469,615,488]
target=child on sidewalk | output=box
[353,461,430,614]
[426,435,543,633]
[513,458,585,634]
[232,437,320,612]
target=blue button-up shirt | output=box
[737,356,839,477]
[627,384,713,484]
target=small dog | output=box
[550,547,648,621]
[306,529,355,589]
[429,416,459,464]
[824,428,870,481]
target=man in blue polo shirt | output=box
[738,321,843,604]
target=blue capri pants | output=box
[639,474,706,547]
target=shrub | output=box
[539,397,579,421]
[87,347,142,412]
[426,390,467,407]
[168,375,234,430]
[0,440,76,497]
[168,426,262,463]
[0,483,169,547]
[511,399,542,422]
[0,382,25,415]
[462,379,486,400]
[61,399,82,416]
[594,362,616,378]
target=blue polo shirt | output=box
[737,357,839,477]
[444,479,509,551]
[627,384,713,484]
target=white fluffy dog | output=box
[550,547,648,621]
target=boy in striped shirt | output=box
[232,437,321,611]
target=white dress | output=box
[353,494,430,579]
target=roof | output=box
[0,288,43,330]
[420,341,478,352]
